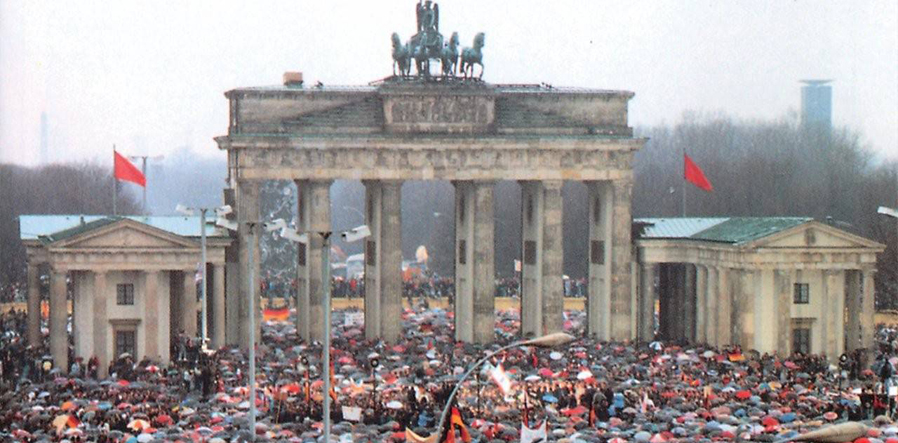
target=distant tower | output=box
[40,112,49,164]
[800,80,832,131]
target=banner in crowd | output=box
[521,420,547,443]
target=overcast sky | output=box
[1,0,896,166]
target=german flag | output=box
[263,306,290,322]
[447,407,471,443]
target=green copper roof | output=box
[637,217,812,245]
[19,215,227,242]
[691,217,811,244]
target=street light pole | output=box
[200,208,208,350]
[433,332,574,439]
[247,222,258,442]
[322,231,333,443]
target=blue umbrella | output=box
[542,394,558,403]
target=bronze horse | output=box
[391,33,411,77]
[461,32,485,79]
[440,32,459,77]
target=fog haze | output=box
[1,1,896,165]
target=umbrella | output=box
[386,401,403,410]
[128,418,152,432]
[542,394,558,403]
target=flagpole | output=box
[682,150,687,217]
[113,145,118,216]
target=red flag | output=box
[114,151,146,187]
[445,407,471,443]
[684,153,712,192]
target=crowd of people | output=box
[0,303,897,442]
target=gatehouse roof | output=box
[19,215,228,242]
[637,217,814,245]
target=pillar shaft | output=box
[638,263,657,342]
[454,181,496,344]
[297,180,332,343]
[861,269,876,351]
[212,264,226,349]
[27,263,41,347]
[182,269,198,338]
[706,266,719,346]
[586,181,612,339]
[145,271,160,359]
[225,244,241,346]
[380,181,403,342]
[738,270,756,350]
[237,180,261,349]
[93,271,108,378]
[717,267,732,346]
[50,269,68,373]
[683,264,696,343]
[520,181,564,337]
[695,265,707,344]
[774,270,792,356]
[363,181,383,340]
[610,178,633,341]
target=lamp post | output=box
[266,221,371,443]
[177,204,231,350]
[433,332,575,439]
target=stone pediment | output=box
[47,219,198,250]
[748,221,885,250]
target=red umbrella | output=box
[154,414,173,426]
[538,368,554,378]
[761,416,778,427]
[735,390,751,400]
[281,383,302,394]
[117,379,130,387]
[562,405,587,416]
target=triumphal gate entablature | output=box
[215,3,645,349]
[219,82,640,182]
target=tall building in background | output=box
[40,112,49,164]
[800,80,832,131]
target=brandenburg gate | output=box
[215,3,644,348]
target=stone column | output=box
[706,266,719,346]
[638,263,657,342]
[774,269,793,357]
[145,271,160,360]
[670,265,684,341]
[657,264,670,339]
[298,180,332,343]
[845,270,861,352]
[93,271,108,378]
[740,270,757,350]
[182,269,198,339]
[586,181,612,340]
[519,180,564,337]
[49,268,68,373]
[224,243,241,346]
[610,178,634,341]
[861,269,876,352]
[237,180,261,349]
[212,264,226,349]
[695,265,708,344]
[453,181,496,344]
[717,267,732,346]
[683,264,696,343]
[381,181,403,342]
[27,263,41,347]
[520,181,542,337]
[821,270,836,357]
[363,180,383,340]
